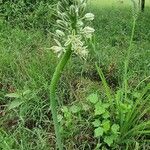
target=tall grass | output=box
[94,2,150,146]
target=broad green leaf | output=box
[111,124,120,134]
[102,120,110,132]
[104,136,114,146]
[133,92,141,98]
[102,103,110,108]
[5,93,20,98]
[87,93,99,104]
[70,105,81,113]
[94,127,104,137]
[102,111,110,119]
[92,119,101,127]
[8,100,23,110]
[94,102,105,115]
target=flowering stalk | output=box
[50,45,71,150]
[50,0,95,149]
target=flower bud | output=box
[57,2,65,13]
[56,20,68,28]
[61,0,69,6]
[78,2,86,15]
[69,5,76,16]
[50,46,62,53]
[56,30,65,37]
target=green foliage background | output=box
[0,0,58,30]
[0,0,150,149]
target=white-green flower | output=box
[75,46,88,59]
[82,26,95,38]
[51,47,63,58]
[64,32,81,47]
[50,46,62,53]
[68,34,88,58]
[51,0,95,59]
[84,13,95,21]
[50,39,65,57]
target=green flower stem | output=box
[50,46,72,150]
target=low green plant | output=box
[87,93,120,148]
[95,64,150,149]
[89,2,150,148]
[5,89,32,110]
[58,104,82,139]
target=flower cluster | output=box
[50,0,95,59]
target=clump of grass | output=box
[95,63,150,148]
[93,3,150,146]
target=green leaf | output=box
[102,103,110,108]
[87,93,99,104]
[111,124,120,134]
[92,119,101,127]
[102,111,110,119]
[94,102,105,115]
[102,120,110,132]
[8,100,23,110]
[104,136,114,146]
[70,105,81,113]
[133,92,141,98]
[94,127,104,137]
[5,93,20,98]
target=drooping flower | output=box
[75,46,88,59]
[84,13,95,21]
[50,39,65,57]
[69,34,88,58]
[82,26,95,38]
[50,46,62,54]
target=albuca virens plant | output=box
[50,0,95,149]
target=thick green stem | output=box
[50,46,72,150]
